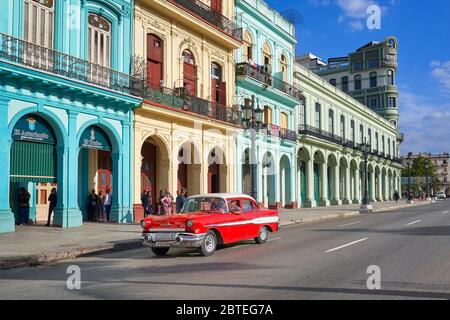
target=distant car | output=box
[140,194,280,256]
[436,192,447,200]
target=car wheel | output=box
[254,226,269,244]
[198,231,217,256]
[151,247,170,256]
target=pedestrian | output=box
[157,190,164,215]
[145,191,154,216]
[98,191,106,222]
[46,188,57,226]
[176,188,187,213]
[104,188,112,221]
[87,189,99,222]
[18,187,31,226]
[162,188,173,215]
[394,191,399,203]
[141,189,147,213]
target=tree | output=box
[401,156,439,197]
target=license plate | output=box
[153,242,172,247]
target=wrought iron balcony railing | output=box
[143,85,242,125]
[280,128,297,142]
[298,125,343,145]
[264,123,280,138]
[0,33,144,96]
[342,140,356,149]
[169,0,242,41]
[236,63,303,100]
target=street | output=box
[0,201,449,300]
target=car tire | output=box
[198,231,217,256]
[254,226,269,244]
[151,247,170,256]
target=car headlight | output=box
[186,219,194,228]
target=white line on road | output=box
[405,220,422,226]
[325,238,368,253]
[442,211,449,214]
[339,221,361,227]
[268,237,282,242]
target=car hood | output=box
[147,212,212,229]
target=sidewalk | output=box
[0,200,433,269]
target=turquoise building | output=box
[235,0,302,209]
[0,0,143,233]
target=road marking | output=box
[268,237,282,242]
[405,220,422,226]
[442,211,449,214]
[325,238,368,253]
[339,221,361,227]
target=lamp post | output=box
[406,152,414,204]
[359,138,373,213]
[242,95,263,201]
[425,158,431,201]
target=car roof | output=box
[186,193,256,202]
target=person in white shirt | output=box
[104,188,113,221]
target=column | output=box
[0,98,15,233]
[290,162,297,208]
[54,110,82,228]
[370,170,377,202]
[377,172,383,202]
[343,165,352,204]
[353,168,361,204]
[305,159,316,208]
[332,163,342,205]
[319,161,330,206]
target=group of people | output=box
[87,188,113,222]
[18,187,57,226]
[141,188,188,216]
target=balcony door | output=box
[88,13,112,86]
[182,50,197,96]
[147,34,163,90]
[210,0,222,14]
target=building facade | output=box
[235,0,302,209]
[0,0,143,233]
[296,37,400,130]
[293,64,403,207]
[132,0,242,220]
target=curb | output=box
[0,201,435,270]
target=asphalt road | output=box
[1,201,449,300]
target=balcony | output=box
[280,128,297,142]
[236,63,303,100]
[298,125,343,146]
[0,33,144,96]
[143,86,242,126]
[168,0,242,42]
[259,124,296,142]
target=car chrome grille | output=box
[152,233,177,242]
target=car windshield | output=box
[179,197,228,214]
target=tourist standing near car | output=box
[46,188,57,226]
[104,188,112,221]
[141,189,147,214]
[18,187,31,226]
[161,189,173,215]
[87,189,99,222]
[176,188,187,213]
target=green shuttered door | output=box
[10,140,57,183]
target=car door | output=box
[215,198,247,243]
[241,199,260,238]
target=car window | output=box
[227,200,242,213]
[242,200,254,212]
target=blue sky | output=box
[265,0,450,155]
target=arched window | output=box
[280,54,288,82]
[243,31,253,62]
[262,42,272,66]
[88,13,112,67]
[146,34,163,89]
[182,49,196,96]
[370,72,377,88]
[24,0,55,48]
[211,62,226,105]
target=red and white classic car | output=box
[140,194,280,256]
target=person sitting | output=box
[228,200,242,213]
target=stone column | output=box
[343,165,352,204]
[353,168,361,204]
[332,163,342,205]
[370,170,377,202]
[305,158,316,208]
[319,161,330,207]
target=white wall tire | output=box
[255,226,269,244]
[199,231,217,256]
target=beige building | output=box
[132,0,242,219]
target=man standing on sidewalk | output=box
[18,187,31,226]
[104,188,112,221]
[46,188,57,226]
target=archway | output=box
[9,114,58,225]
[280,155,292,208]
[178,142,201,196]
[77,125,114,221]
[207,146,227,193]
[140,135,170,216]
[262,152,276,208]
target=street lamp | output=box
[406,152,414,204]
[359,138,373,213]
[242,95,264,201]
[424,157,431,201]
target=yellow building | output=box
[133,0,242,218]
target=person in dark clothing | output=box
[145,191,154,216]
[176,188,187,213]
[46,188,57,226]
[18,187,31,226]
[141,190,148,215]
[87,189,99,222]
[394,191,400,203]
[104,188,112,221]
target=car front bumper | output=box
[140,232,206,248]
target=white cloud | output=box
[430,60,450,91]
